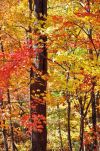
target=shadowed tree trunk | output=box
[85,0,98,149]
[57,102,64,151]
[2,128,8,151]
[7,89,15,151]
[96,92,100,123]
[7,89,18,151]
[66,72,72,151]
[67,99,72,151]
[28,0,47,151]
[79,97,84,151]
[91,79,97,150]
[66,90,72,151]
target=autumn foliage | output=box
[0,0,100,151]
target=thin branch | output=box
[84,98,92,118]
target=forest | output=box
[0,0,100,151]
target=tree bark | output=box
[91,81,97,150]
[2,128,9,151]
[30,34,47,151]
[67,100,72,151]
[96,91,100,123]
[66,73,72,151]
[85,0,97,149]
[28,0,47,151]
[57,102,64,151]
[7,89,18,151]
[79,97,84,151]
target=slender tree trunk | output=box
[2,126,9,151]
[67,100,72,151]
[7,89,18,151]
[57,102,64,151]
[0,91,8,151]
[96,91,100,122]
[79,97,84,151]
[91,81,97,150]
[28,0,47,151]
[85,0,98,149]
[66,73,72,151]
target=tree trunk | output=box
[66,74,72,151]
[96,91,100,123]
[7,89,17,151]
[91,81,97,150]
[29,0,47,151]
[79,97,84,151]
[57,102,64,151]
[0,91,8,151]
[2,128,9,151]
[67,99,72,151]
[85,0,97,148]
[30,34,47,151]
[67,94,72,151]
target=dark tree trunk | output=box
[28,0,47,151]
[79,97,84,151]
[67,95,72,151]
[85,0,97,149]
[96,91,100,122]
[2,128,9,151]
[91,81,97,150]
[30,34,47,151]
[7,89,18,151]
[67,100,72,151]
[57,102,64,151]
[66,73,72,151]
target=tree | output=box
[29,0,47,151]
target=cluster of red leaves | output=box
[75,12,95,17]
[20,113,46,134]
[0,39,44,88]
[0,45,30,87]
[80,74,92,90]
[84,125,100,145]
[52,15,63,23]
